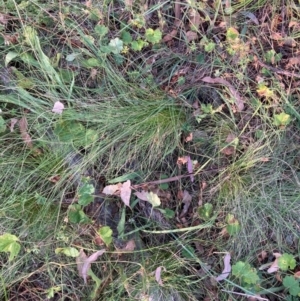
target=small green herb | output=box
[145,28,162,44]
[98,226,113,246]
[278,253,296,271]
[232,261,259,285]
[55,247,79,257]
[283,276,300,297]
[0,233,21,261]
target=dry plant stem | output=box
[221,290,269,301]
[132,173,194,188]
[256,57,300,79]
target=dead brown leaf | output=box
[257,250,268,262]
[260,157,270,162]
[85,0,92,8]
[122,239,136,251]
[289,21,299,28]
[10,118,18,132]
[179,190,192,218]
[76,249,106,284]
[284,37,296,47]
[48,175,61,183]
[19,116,28,134]
[134,190,149,202]
[185,132,193,142]
[0,13,8,25]
[201,77,244,111]
[188,8,201,31]
[120,180,131,207]
[177,156,188,165]
[124,0,133,9]
[163,29,178,42]
[267,253,282,273]
[102,183,121,195]
[155,266,166,286]
[90,68,98,80]
[215,253,231,282]
[226,133,236,143]
[21,132,33,148]
[221,146,235,156]
[286,56,300,69]
[294,271,300,278]
[186,31,198,42]
[270,32,283,41]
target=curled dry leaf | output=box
[21,132,33,148]
[188,8,201,30]
[123,239,136,251]
[18,116,33,148]
[215,253,231,282]
[120,180,131,207]
[134,190,148,202]
[103,183,121,195]
[10,118,18,132]
[294,271,300,278]
[257,250,268,263]
[186,31,198,42]
[185,132,193,142]
[155,266,166,286]
[52,101,64,114]
[18,116,28,133]
[180,190,192,218]
[85,0,92,8]
[177,156,188,165]
[163,29,178,42]
[201,76,244,111]
[76,249,106,284]
[267,252,282,274]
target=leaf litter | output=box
[76,249,106,284]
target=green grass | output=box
[0,0,300,300]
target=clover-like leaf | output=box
[131,39,146,51]
[278,253,296,271]
[109,38,123,54]
[273,112,291,127]
[283,276,300,296]
[94,25,108,37]
[145,28,162,44]
[121,31,132,44]
[232,261,259,285]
